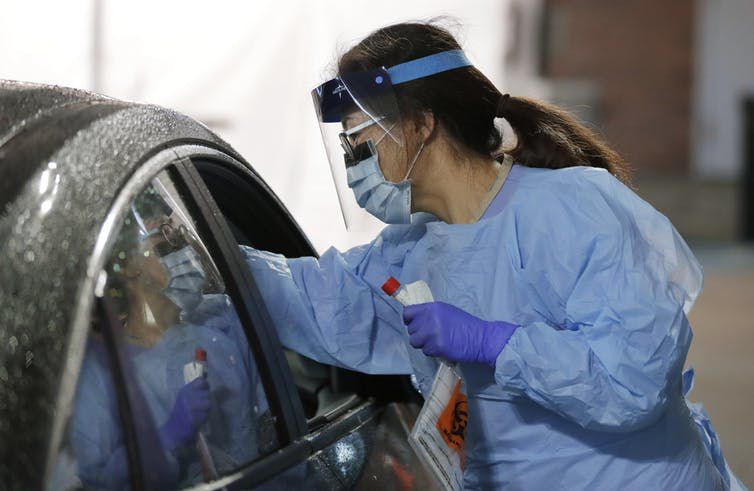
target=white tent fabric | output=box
[1,0,509,252]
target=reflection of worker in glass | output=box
[70,180,268,490]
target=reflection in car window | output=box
[52,171,277,490]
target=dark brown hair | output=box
[338,20,632,185]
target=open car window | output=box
[51,169,278,490]
[192,159,364,425]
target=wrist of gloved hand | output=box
[476,320,518,366]
[158,422,182,453]
[158,377,211,452]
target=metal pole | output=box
[91,0,103,93]
[743,97,754,240]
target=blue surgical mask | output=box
[346,136,424,224]
[158,246,206,315]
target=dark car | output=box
[0,80,437,490]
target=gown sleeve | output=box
[70,345,180,490]
[239,222,428,375]
[494,168,703,432]
[70,357,131,490]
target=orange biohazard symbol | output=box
[435,380,468,468]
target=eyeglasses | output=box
[138,221,190,257]
[338,116,396,163]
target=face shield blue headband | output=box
[312,50,473,225]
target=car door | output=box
[186,153,438,490]
[49,147,433,490]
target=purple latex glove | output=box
[159,377,211,452]
[403,301,518,366]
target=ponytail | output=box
[497,94,632,186]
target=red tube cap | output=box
[381,277,401,297]
[195,348,207,362]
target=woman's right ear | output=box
[416,110,436,142]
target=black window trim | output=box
[170,155,308,443]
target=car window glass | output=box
[52,169,277,490]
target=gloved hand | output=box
[403,301,518,366]
[159,377,211,452]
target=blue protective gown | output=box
[70,294,267,490]
[242,164,746,490]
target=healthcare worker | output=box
[70,180,269,490]
[242,22,748,490]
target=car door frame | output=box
[170,153,309,442]
[50,142,385,490]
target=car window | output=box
[51,169,278,490]
[193,160,343,422]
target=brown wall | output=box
[543,0,694,174]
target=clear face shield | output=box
[311,50,473,229]
[311,67,409,229]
